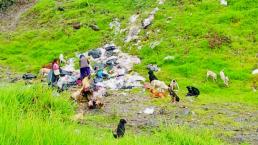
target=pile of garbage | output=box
[46,44,145,93]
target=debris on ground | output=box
[22,73,37,80]
[140,107,155,115]
[109,18,121,35]
[220,0,227,6]
[163,55,175,61]
[252,69,258,75]
[89,24,100,31]
[147,64,160,72]
[142,7,159,29]
[72,22,81,29]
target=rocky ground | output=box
[1,65,257,145]
[75,88,258,145]
[0,0,36,32]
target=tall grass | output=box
[0,84,223,145]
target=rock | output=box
[233,135,244,142]
[203,107,209,111]
[145,119,159,127]
[158,0,165,5]
[89,24,100,31]
[234,117,247,122]
[72,112,84,121]
[220,0,227,6]
[252,69,258,75]
[109,18,121,34]
[163,56,175,61]
[150,41,160,49]
[182,108,191,115]
[57,7,64,11]
[159,108,165,115]
[143,107,155,115]
[72,22,81,29]
[22,73,37,80]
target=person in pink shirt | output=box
[52,59,60,83]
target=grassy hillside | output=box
[0,0,257,103]
[0,0,257,144]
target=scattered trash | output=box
[150,41,161,49]
[57,7,64,11]
[72,22,81,30]
[129,14,139,24]
[59,53,66,64]
[109,18,121,34]
[142,107,155,114]
[252,69,258,75]
[125,13,141,43]
[163,56,175,61]
[147,64,160,72]
[158,0,165,5]
[52,91,60,97]
[88,49,102,59]
[22,73,37,80]
[142,8,159,29]
[220,0,227,6]
[89,24,100,31]
[125,26,141,42]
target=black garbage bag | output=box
[105,45,116,51]
[88,49,102,59]
[22,73,37,80]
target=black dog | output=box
[113,119,127,138]
[186,86,200,97]
[148,70,158,82]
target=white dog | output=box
[220,70,229,87]
[207,70,217,82]
[151,80,168,92]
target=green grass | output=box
[0,0,257,144]
[0,84,223,145]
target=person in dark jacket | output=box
[79,55,90,80]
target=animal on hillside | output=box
[151,80,168,92]
[207,70,217,82]
[150,88,165,98]
[170,79,179,91]
[148,70,158,82]
[220,70,229,87]
[88,99,104,109]
[113,119,127,138]
[186,86,200,97]
[71,90,82,101]
[168,87,180,103]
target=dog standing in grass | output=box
[220,70,229,87]
[113,119,127,138]
[207,70,217,82]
